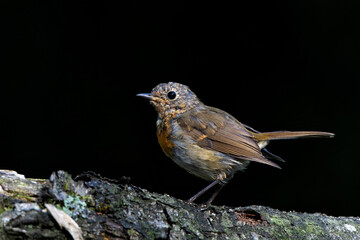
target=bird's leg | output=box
[203,183,224,208]
[187,179,219,203]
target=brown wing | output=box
[176,106,280,168]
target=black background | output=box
[3,1,360,216]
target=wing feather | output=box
[177,106,280,168]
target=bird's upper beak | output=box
[136,93,154,100]
[137,93,164,104]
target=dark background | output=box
[3,1,359,216]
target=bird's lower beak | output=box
[136,93,155,100]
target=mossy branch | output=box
[0,169,359,239]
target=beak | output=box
[136,93,155,100]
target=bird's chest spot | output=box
[157,119,175,158]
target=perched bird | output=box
[137,82,334,207]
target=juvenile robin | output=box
[137,82,334,207]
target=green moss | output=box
[127,228,136,236]
[181,218,204,239]
[127,228,143,239]
[268,214,292,226]
[96,202,111,213]
[144,229,158,240]
[10,193,35,202]
[62,175,72,192]
[0,202,12,215]
[302,219,325,236]
[220,211,234,228]
[265,212,330,239]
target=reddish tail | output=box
[253,131,335,141]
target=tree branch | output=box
[0,170,359,239]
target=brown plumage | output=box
[177,106,281,169]
[137,82,334,207]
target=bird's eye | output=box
[167,91,176,100]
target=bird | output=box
[137,82,334,207]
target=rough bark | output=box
[0,169,359,239]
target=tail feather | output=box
[262,147,286,162]
[253,131,335,141]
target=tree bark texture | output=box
[0,170,359,239]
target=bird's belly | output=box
[171,142,220,181]
[171,141,248,182]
